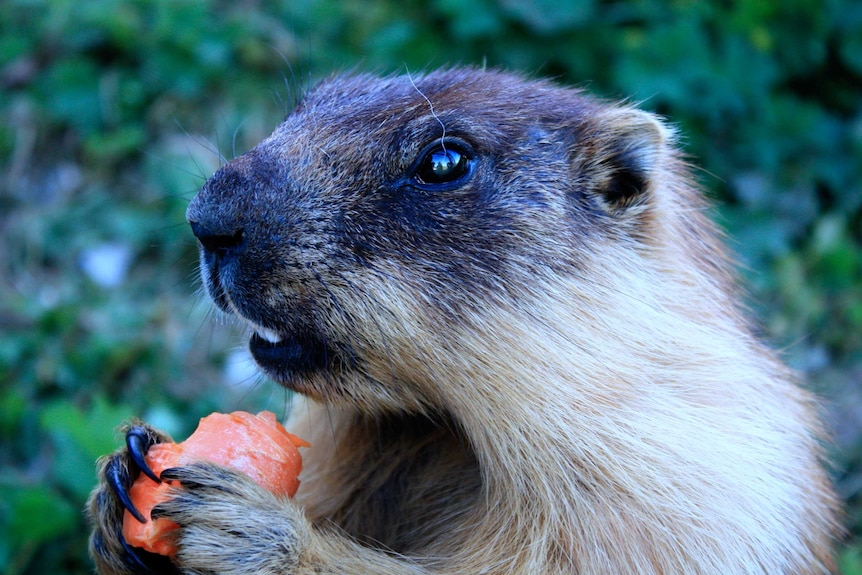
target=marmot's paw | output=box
[156,463,303,575]
[89,423,180,575]
[89,424,303,575]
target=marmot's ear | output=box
[590,108,671,212]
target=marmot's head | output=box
[187,69,701,413]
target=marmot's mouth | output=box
[248,327,335,382]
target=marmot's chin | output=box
[248,330,332,381]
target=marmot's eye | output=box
[413,142,473,186]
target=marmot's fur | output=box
[90,68,840,574]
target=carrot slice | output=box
[121,411,309,557]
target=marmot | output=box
[89,68,840,574]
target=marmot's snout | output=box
[187,151,345,386]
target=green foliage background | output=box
[1,0,860,573]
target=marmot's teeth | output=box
[256,327,283,344]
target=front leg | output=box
[156,463,306,574]
[157,464,429,575]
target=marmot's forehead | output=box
[295,69,598,134]
[273,69,603,176]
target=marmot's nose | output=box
[187,154,258,263]
[189,220,245,262]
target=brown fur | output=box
[89,68,840,574]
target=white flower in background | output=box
[80,243,132,288]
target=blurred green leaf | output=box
[0,484,77,549]
[39,398,133,499]
[40,398,132,461]
[841,544,862,575]
[0,391,27,439]
[83,126,147,163]
[36,57,103,133]
[500,0,594,33]
[434,0,502,39]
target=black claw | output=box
[120,532,182,575]
[106,457,147,524]
[120,535,156,574]
[126,426,162,484]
